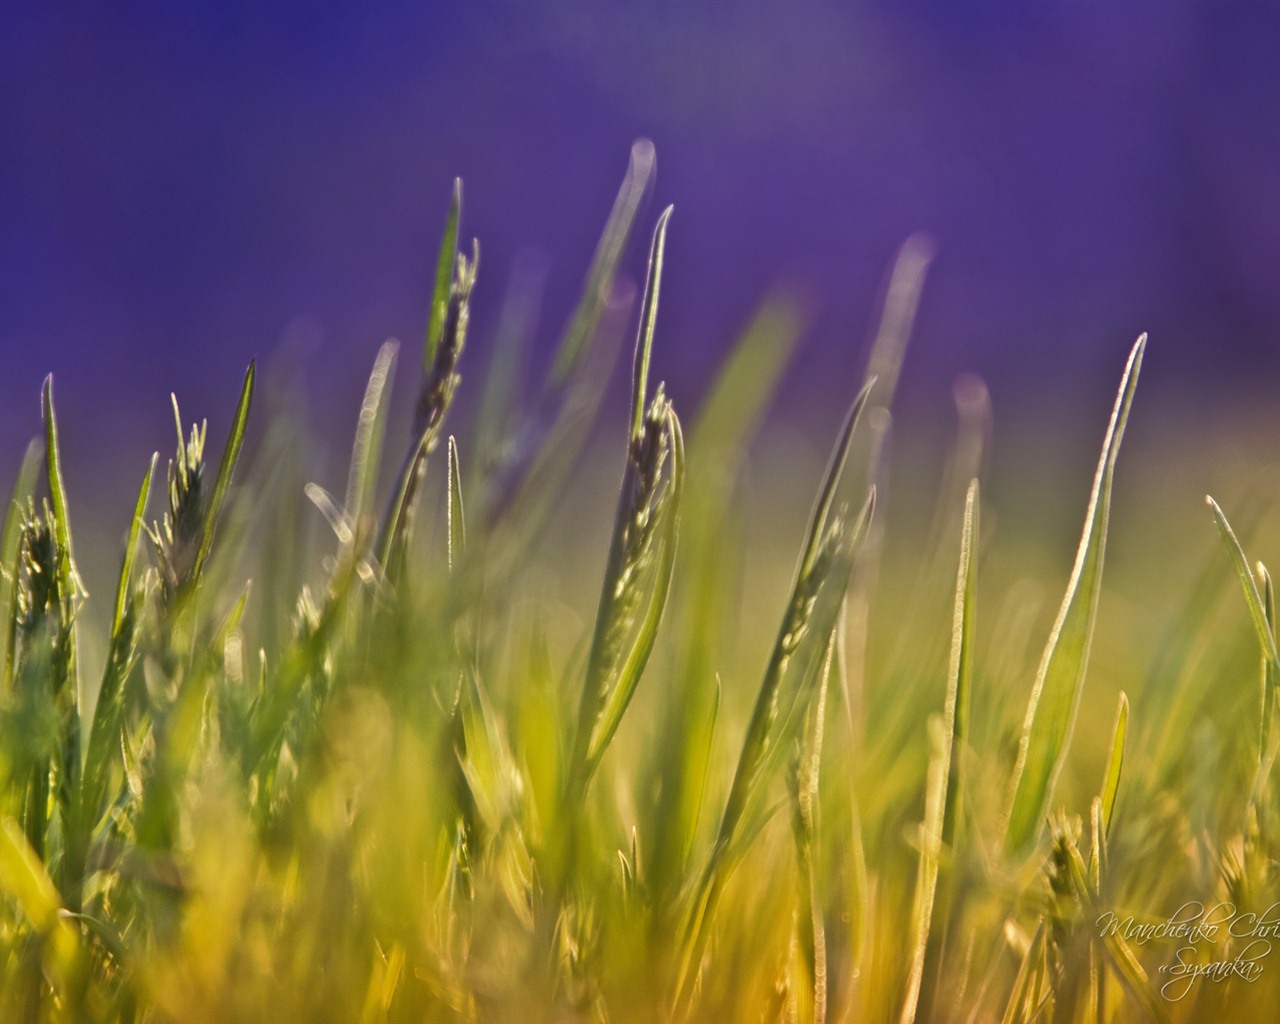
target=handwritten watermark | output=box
[1095,902,1279,1001]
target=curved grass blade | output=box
[1206,496,1280,673]
[195,360,255,580]
[942,479,979,851]
[628,207,672,442]
[569,206,676,789]
[1004,334,1146,858]
[42,376,86,601]
[345,339,399,528]
[425,178,461,372]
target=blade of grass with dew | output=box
[1,439,42,691]
[904,479,979,1024]
[568,205,678,789]
[345,340,399,531]
[1004,334,1146,858]
[194,361,255,583]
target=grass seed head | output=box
[14,498,61,638]
[152,399,208,601]
[416,242,479,446]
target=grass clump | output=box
[1,144,1279,1023]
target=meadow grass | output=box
[1,143,1279,1022]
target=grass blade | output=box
[550,139,655,388]
[678,376,876,1010]
[83,454,157,830]
[585,407,683,772]
[904,479,980,1024]
[1206,495,1280,672]
[447,435,466,573]
[42,376,86,601]
[570,206,677,788]
[1099,692,1128,840]
[345,339,399,528]
[112,453,157,640]
[1,439,42,690]
[1004,334,1146,857]
[195,360,256,580]
[425,178,461,372]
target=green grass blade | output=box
[345,339,399,527]
[1,438,42,690]
[447,435,466,573]
[629,206,673,442]
[376,431,429,578]
[1206,496,1280,672]
[195,360,256,579]
[112,453,157,639]
[902,719,949,1024]
[425,178,461,372]
[1004,334,1146,858]
[903,479,979,1024]
[585,408,683,772]
[678,483,874,1014]
[550,138,655,388]
[42,375,86,600]
[720,382,874,853]
[83,454,158,829]
[569,209,676,788]
[942,479,979,851]
[1099,692,1128,840]
[801,379,875,580]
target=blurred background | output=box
[3,0,1280,600]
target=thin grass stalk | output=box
[1005,335,1146,858]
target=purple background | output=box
[3,1,1279,527]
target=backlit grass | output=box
[1,142,1278,1022]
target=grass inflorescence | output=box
[1,145,1278,1023]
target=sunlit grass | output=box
[1,143,1278,1022]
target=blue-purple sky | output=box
[3,1,1280,504]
